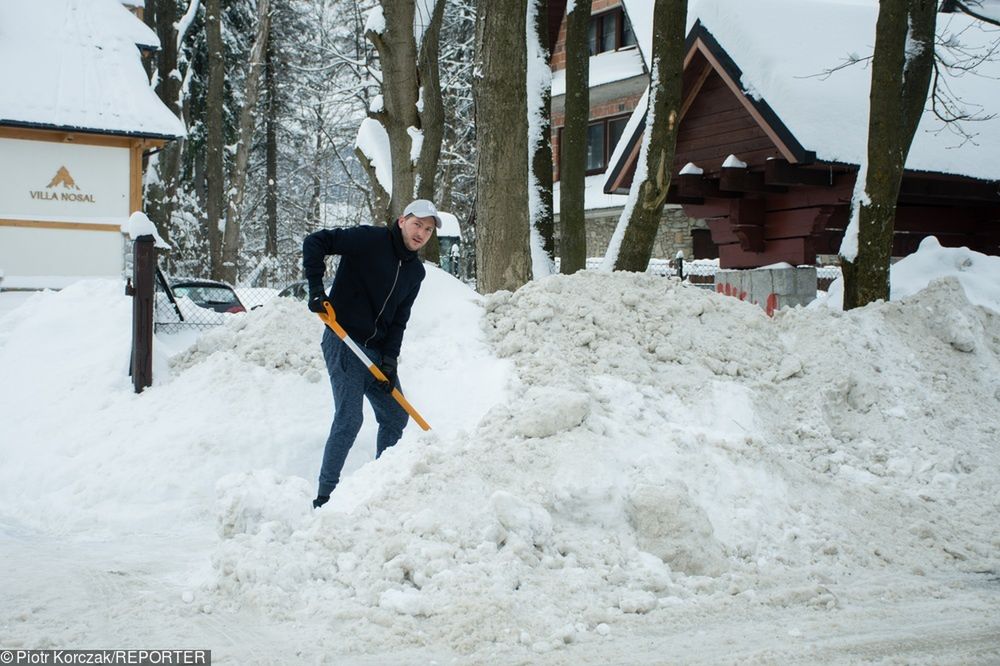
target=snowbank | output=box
[2,263,997,661]
[0,267,507,539]
[208,271,1000,657]
[821,236,1000,313]
[0,282,326,536]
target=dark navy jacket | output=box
[302,224,425,359]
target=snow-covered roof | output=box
[608,0,1000,183]
[551,47,646,97]
[0,0,185,139]
[437,211,462,239]
[605,87,648,192]
[554,174,629,214]
[620,0,654,68]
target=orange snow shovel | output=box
[318,301,431,431]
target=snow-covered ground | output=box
[1,243,999,664]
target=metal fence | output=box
[153,268,285,334]
[153,259,334,334]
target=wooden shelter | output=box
[604,14,1000,269]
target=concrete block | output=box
[771,268,796,295]
[715,266,817,315]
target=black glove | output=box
[378,356,398,393]
[308,294,330,314]
[307,282,329,314]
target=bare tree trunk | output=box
[366,1,420,223]
[559,0,591,274]
[264,24,279,264]
[308,106,324,228]
[205,0,225,279]
[530,0,555,275]
[416,0,446,264]
[607,0,687,272]
[475,0,531,293]
[840,0,935,309]
[221,0,271,284]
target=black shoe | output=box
[312,494,330,509]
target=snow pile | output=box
[122,211,170,249]
[207,272,1000,657]
[891,237,1000,311]
[0,282,325,536]
[821,236,1000,313]
[0,267,503,541]
[1,263,998,660]
[171,297,326,381]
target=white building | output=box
[0,0,184,289]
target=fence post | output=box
[130,234,155,393]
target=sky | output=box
[1,240,999,662]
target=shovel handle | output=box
[318,302,431,431]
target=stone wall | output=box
[553,205,708,262]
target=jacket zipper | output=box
[365,260,401,348]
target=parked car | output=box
[170,279,246,314]
[276,279,332,301]
[276,280,309,301]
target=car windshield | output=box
[174,286,238,305]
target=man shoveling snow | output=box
[302,199,441,509]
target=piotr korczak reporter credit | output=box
[0,650,210,665]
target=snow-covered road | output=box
[3,528,996,663]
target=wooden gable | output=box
[674,68,782,174]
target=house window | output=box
[558,113,632,177]
[586,122,606,171]
[607,115,629,161]
[588,8,637,56]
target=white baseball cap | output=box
[403,199,442,229]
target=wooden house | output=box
[0,0,184,289]
[604,1,1000,269]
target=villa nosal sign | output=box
[0,137,128,223]
[29,166,97,203]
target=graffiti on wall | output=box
[716,283,779,317]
